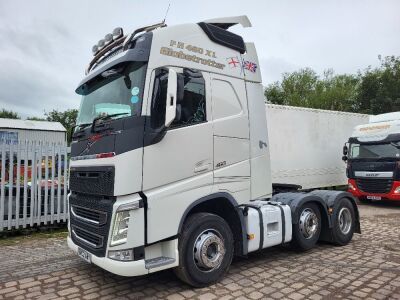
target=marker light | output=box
[92,45,99,55]
[70,152,115,161]
[104,33,113,44]
[95,152,115,159]
[97,39,105,49]
[112,27,123,39]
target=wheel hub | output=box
[338,207,352,234]
[194,230,225,271]
[299,208,318,239]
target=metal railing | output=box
[0,141,69,231]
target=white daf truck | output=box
[68,16,361,287]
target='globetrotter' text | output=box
[160,47,225,70]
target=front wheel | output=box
[331,198,355,246]
[291,203,321,251]
[174,213,234,287]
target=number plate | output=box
[78,247,92,263]
[366,195,381,201]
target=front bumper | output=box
[348,179,400,201]
[68,237,148,277]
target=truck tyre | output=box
[174,212,234,287]
[331,198,355,246]
[291,203,321,251]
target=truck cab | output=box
[68,16,360,287]
[344,112,400,201]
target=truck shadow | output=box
[357,199,400,208]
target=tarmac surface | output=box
[0,201,399,300]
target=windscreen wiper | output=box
[390,142,400,149]
[92,112,129,124]
[77,123,92,130]
[91,113,129,132]
[72,122,92,139]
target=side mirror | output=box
[343,144,348,155]
[342,155,348,162]
[165,68,177,127]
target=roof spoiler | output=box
[202,15,252,29]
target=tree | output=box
[357,56,400,114]
[26,116,46,121]
[0,109,20,119]
[264,68,359,112]
[45,109,78,144]
[265,55,400,115]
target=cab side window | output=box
[150,68,206,130]
[171,69,206,128]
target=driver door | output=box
[142,67,213,243]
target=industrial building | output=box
[0,119,66,144]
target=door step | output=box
[145,256,176,269]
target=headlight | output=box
[348,182,356,191]
[110,200,143,246]
[394,186,400,194]
[110,210,130,246]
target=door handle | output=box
[194,164,210,173]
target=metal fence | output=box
[0,141,69,231]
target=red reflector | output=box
[95,152,115,159]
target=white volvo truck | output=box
[68,16,361,287]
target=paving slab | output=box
[0,202,399,299]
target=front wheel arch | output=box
[177,193,247,256]
[174,212,234,287]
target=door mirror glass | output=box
[165,68,177,127]
[343,144,348,155]
[342,155,348,162]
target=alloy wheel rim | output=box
[338,207,352,235]
[299,208,319,239]
[193,229,225,272]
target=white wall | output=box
[0,129,66,144]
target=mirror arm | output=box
[165,68,178,127]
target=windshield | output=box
[75,62,147,126]
[349,143,400,159]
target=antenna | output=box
[163,3,171,24]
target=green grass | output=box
[0,227,68,246]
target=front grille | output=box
[69,193,115,257]
[356,178,393,194]
[71,205,107,226]
[72,226,104,248]
[69,166,115,196]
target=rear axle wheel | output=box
[291,203,321,251]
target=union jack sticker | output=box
[243,60,257,73]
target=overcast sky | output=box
[0,0,399,118]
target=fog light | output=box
[112,27,123,39]
[348,182,356,191]
[97,39,105,49]
[108,249,134,261]
[92,45,99,55]
[104,33,113,44]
